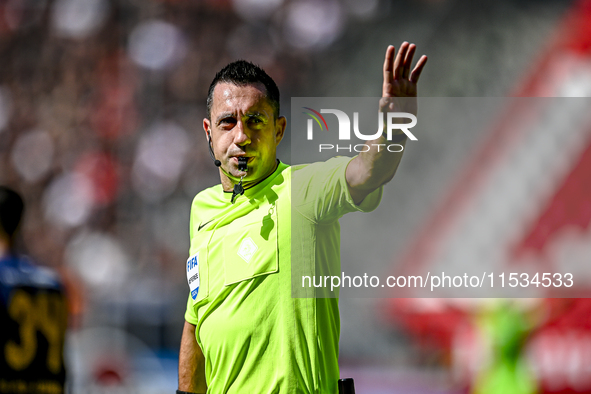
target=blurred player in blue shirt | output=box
[0,186,67,394]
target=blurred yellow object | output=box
[472,301,538,394]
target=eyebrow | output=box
[215,112,235,124]
[215,111,268,124]
[245,112,267,119]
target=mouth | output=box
[230,156,253,164]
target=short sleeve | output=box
[185,199,199,325]
[292,156,383,223]
[184,293,198,325]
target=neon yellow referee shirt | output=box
[185,156,382,393]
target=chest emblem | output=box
[237,237,258,263]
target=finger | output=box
[402,44,416,80]
[383,45,395,85]
[393,42,409,80]
[409,55,428,84]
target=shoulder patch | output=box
[186,253,200,300]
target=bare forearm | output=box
[346,134,407,204]
[358,133,407,185]
[179,321,207,393]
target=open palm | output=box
[380,42,428,116]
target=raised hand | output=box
[381,42,427,115]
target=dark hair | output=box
[0,186,24,237]
[206,60,280,120]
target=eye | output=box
[247,116,266,128]
[218,116,237,130]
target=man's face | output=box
[204,82,285,187]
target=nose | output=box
[233,120,251,146]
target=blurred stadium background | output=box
[1,0,590,392]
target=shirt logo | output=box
[237,237,258,263]
[198,219,214,231]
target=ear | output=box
[203,118,212,140]
[275,116,287,146]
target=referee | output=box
[178,43,427,393]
